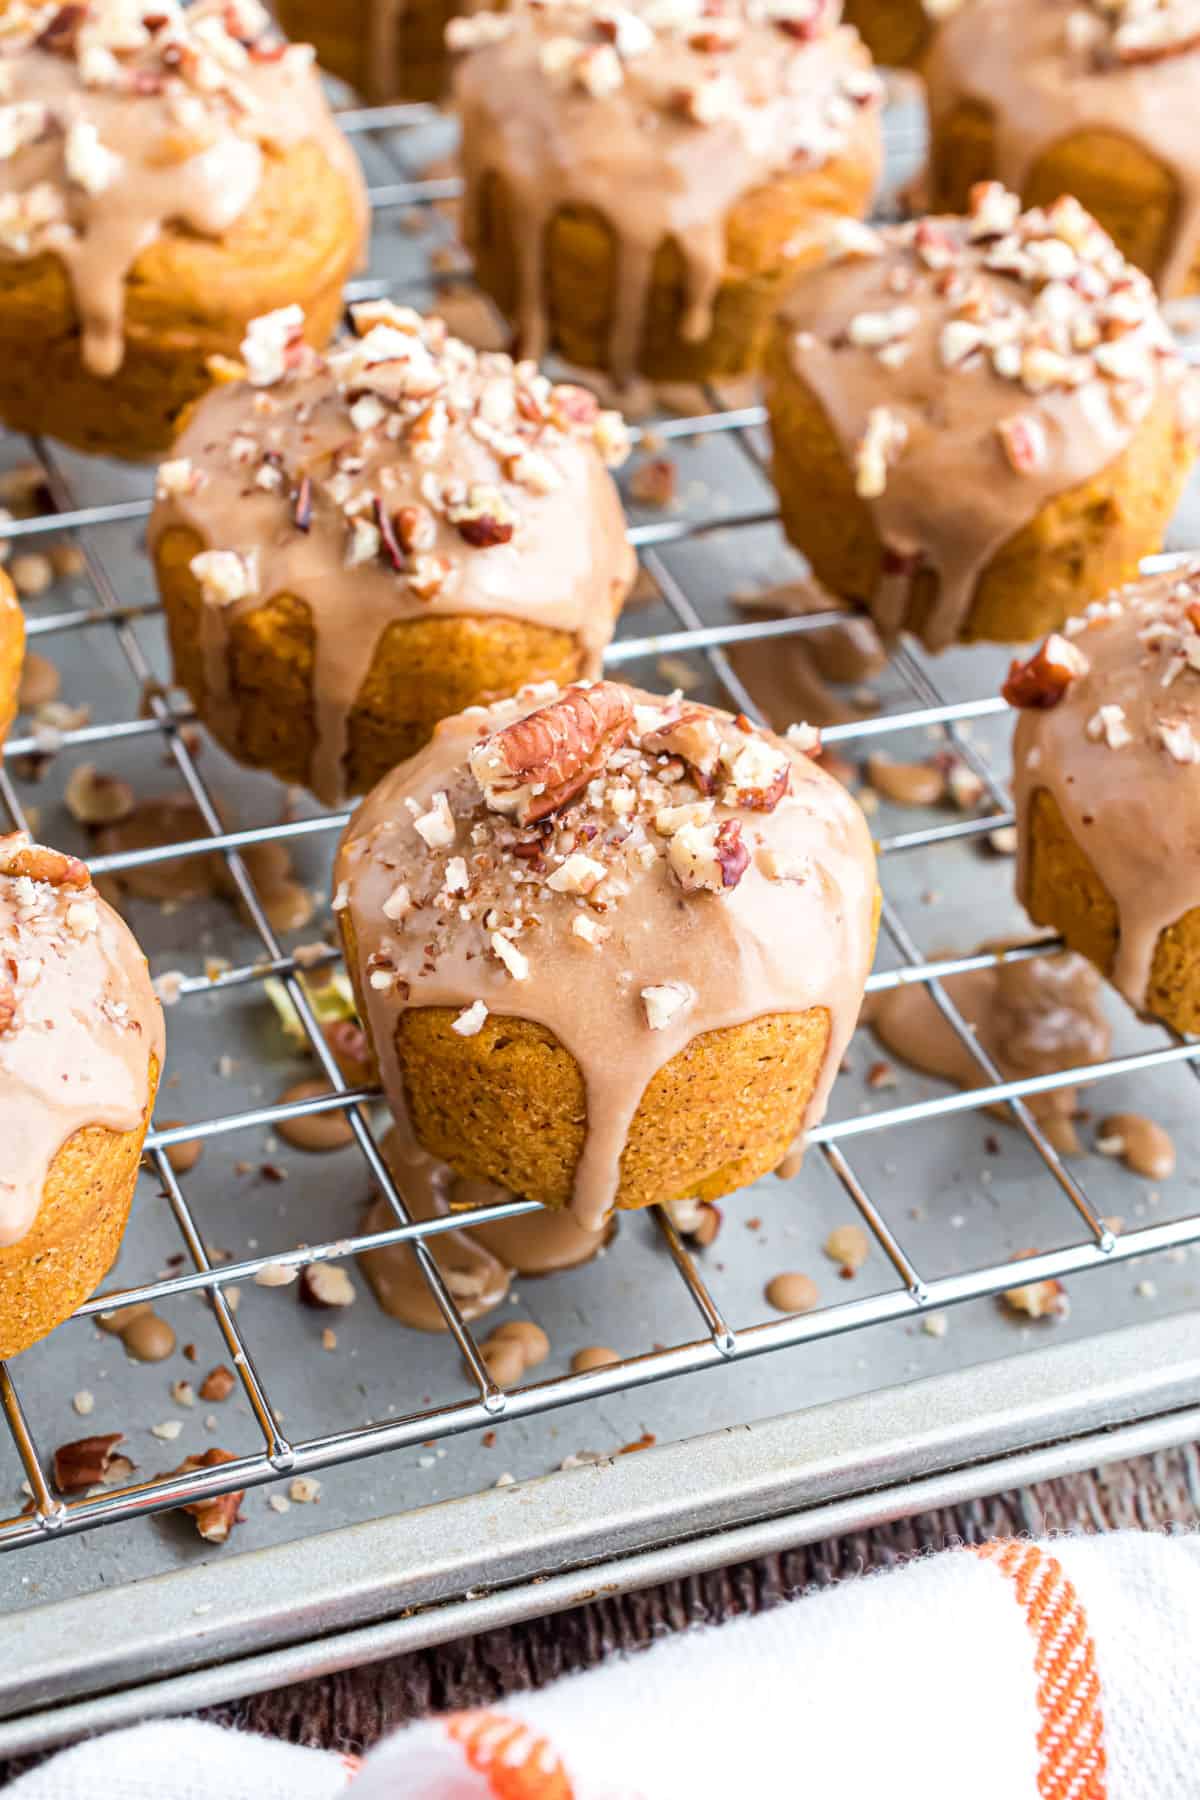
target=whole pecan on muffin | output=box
[0,0,367,459]
[149,302,636,807]
[335,679,879,1230]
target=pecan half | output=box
[53,1433,126,1494]
[1001,634,1090,709]
[174,1447,244,1544]
[0,833,90,888]
[470,683,634,823]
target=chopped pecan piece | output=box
[1001,634,1089,709]
[641,707,722,787]
[174,1447,244,1544]
[470,683,634,823]
[198,1364,236,1402]
[53,1433,126,1494]
[0,833,90,888]
[299,1263,357,1308]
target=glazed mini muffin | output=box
[0,570,23,746]
[451,0,883,388]
[925,0,1200,296]
[335,680,879,1230]
[0,0,367,460]
[1006,565,1200,1036]
[0,833,163,1357]
[842,0,953,68]
[763,187,1197,651]
[276,0,501,103]
[150,303,635,808]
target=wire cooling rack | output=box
[1,95,1199,1562]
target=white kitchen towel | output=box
[11,1530,1200,1799]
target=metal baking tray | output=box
[2,87,1200,1755]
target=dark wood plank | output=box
[4,1447,1196,1780]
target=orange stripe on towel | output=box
[445,1710,574,1799]
[974,1541,1108,1800]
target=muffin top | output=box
[1006,561,1200,1010]
[335,679,878,1229]
[0,0,364,374]
[151,303,636,807]
[775,186,1194,648]
[0,832,164,1247]
[928,0,1200,291]
[450,0,883,377]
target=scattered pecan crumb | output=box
[173,1448,244,1545]
[198,1365,236,1403]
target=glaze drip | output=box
[0,833,163,1247]
[927,0,1200,298]
[359,1128,610,1331]
[775,187,1191,648]
[450,0,882,384]
[1010,563,1200,1012]
[148,304,635,806]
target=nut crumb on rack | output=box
[173,1448,244,1544]
[198,1366,236,1403]
[53,1433,127,1494]
[823,1223,869,1274]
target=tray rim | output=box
[2,1308,1198,1757]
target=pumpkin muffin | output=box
[925,0,1200,297]
[763,187,1197,651]
[842,0,952,69]
[0,833,163,1357]
[150,303,635,808]
[276,0,501,103]
[1006,565,1200,1036]
[451,0,883,388]
[0,570,23,747]
[0,0,367,461]
[335,680,879,1230]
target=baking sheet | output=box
[1,85,1199,1696]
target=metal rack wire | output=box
[2,98,1199,1555]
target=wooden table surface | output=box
[183,1445,1195,1755]
[0,1447,1193,1784]
[0,1444,1190,1785]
